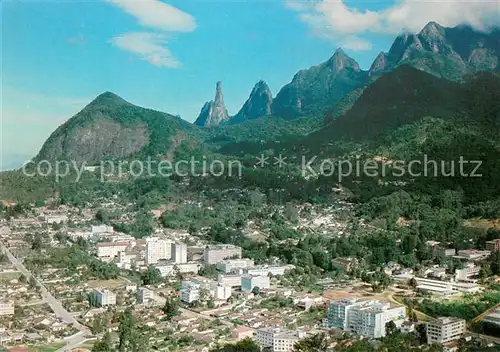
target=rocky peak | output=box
[327,48,361,72]
[214,81,224,105]
[194,81,230,127]
[231,80,273,123]
[369,52,388,76]
[419,21,446,39]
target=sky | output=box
[2,0,499,170]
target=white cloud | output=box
[340,36,372,51]
[110,32,181,68]
[107,0,196,32]
[287,0,500,50]
[106,1,196,68]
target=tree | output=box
[292,333,328,352]
[95,209,109,224]
[92,332,112,352]
[88,291,100,308]
[141,266,162,285]
[385,320,398,336]
[118,308,139,352]
[199,264,219,278]
[162,296,179,320]
[252,286,260,296]
[211,338,260,352]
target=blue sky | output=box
[2,0,499,170]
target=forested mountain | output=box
[310,65,462,143]
[271,48,368,118]
[3,21,500,208]
[36,92,202,164]
[229,80,273,124]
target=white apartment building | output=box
[138,287,154,304]
[97,242,129,258]
[426,317,466,344]
[327,299,406,338]
[171,242,188,263]
[95,289,116,307]
[92,225,114,234]
[157,263,201,277]
[216,259,254,273]
[455,250,491,260]
[241,275,270,293]
[455,263,481,282]
[180,281,201,303]
[116,251,136,269]
[245,264,294,277]
[45,215,68,224]
[414,277,481,296]
[204,245,242,264]
[218,274,242,287]
[215,283,232,300]
[0,303,14,316]
[180,277,215,303]
[256,327,307,352]
[146,238,172,264]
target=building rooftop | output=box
[431,317,465,325]
[96,241,129,247]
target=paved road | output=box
[55,331,96,352]
[1,244,88,331]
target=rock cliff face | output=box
[230,80,273,123]
[271,48,368,118]
[194,81,230,127]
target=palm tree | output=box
[293,333,328,352]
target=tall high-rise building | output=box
[145,238,171,265]
[171,242,188,263]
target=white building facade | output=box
[256,327,307,352]
[95,290,116,307]
[216,259,254,273]
[0,303,14,316]
[146,238,172,264]
[327,299,406,338]
[426,317,466,344]
[97,242,129,258]
[204,245,242,264]
[241,275,270,293]
[171,242,188,263]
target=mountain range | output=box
[31,21,500,165]
[196,21,499,125]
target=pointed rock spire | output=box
[194,81,230,127]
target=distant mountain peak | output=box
[87,91,131,109]
[333,47,345,55]
[194,81,230,127]
[420,21,446,37]
[231,80,273,123]
[369,52,388,76]
[327,48,360,72]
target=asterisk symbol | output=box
[255,154,269,168]
[274,154,287,167]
